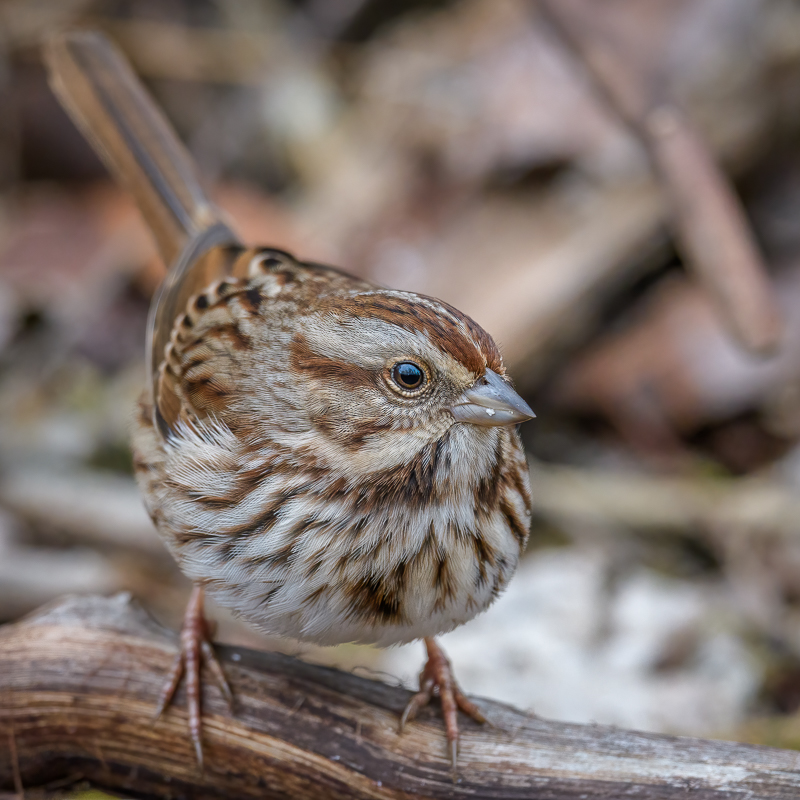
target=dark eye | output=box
[391,361,425,391]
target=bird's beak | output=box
[449,368,535,427]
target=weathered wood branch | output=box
[1,594,800,799]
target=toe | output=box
[201,640,233,709]
[153,650,184,721]
[454,690,486,725]
[399,684,433,731]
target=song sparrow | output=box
[46,32,534,773]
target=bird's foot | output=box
[153,586,232,767]
[399,637,486,778]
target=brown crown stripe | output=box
[327,294,502,375]
[462,314,504,373]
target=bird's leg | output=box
[399,637,486,775]
[153,586,232,767]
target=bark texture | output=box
[1,593,799,799]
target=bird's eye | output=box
[390,361,426,393]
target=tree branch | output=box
[1,593,799,799]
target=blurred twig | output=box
[530,459,800,538]
[0,0,93,50]
[537,0,783,355]
[0,468,161,554]
[86,19,280,84]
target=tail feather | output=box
[44,30,242,403]
[45,30,236,265]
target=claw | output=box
[398,638,484,777]
[153,586,231,767]
[193,728,204,770]
[399,674,434,731]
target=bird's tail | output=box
[44,30,242,388]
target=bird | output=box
[45,30,534,774]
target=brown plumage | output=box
[45,31,534,773]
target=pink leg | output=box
[399,638,486,776]
[153,586,232,767]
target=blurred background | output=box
[3,0,800,764]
